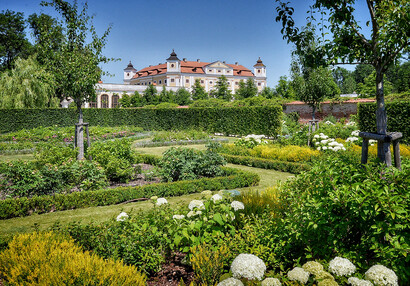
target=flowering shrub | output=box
[365,265,398,286]
[261,277,282,286]
[234,134,268,149]
[155,197,168,206]
[287,267,310,284]
[188,200,205,210]
[230,253,266,281]
[231,201,245,211]
[312,133,346,151]
[217,277,244,286]
[211,194,223,202]
[328,257,356,276]
[116,212,129,221]
[348,277,374,286]
[302,261,324,276]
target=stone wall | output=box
[283,99,376,123]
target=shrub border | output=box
[0,167,259,220]
[220,154,310,174]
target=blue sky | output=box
[1,0,371,87]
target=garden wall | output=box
[0,106,282,136]
[284,99,375,122]
[358,101,409,144]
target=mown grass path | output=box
[0,144,293,236]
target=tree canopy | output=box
[275,0,410,163]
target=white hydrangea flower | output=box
[322,146,328,150]
[321,139,329,144]
[325,120,334,125]
[116,212,128,222]
[261,277,282,286]
[348,277,374,286]
[231,201,245,211]
[320,133,329,139]
[314,134,320,139]
[201,190,212,196]
[156,197,168,206]
[211,194,223,202]
[318,279,339,286]
[150,196,158,200]
[302,261,324,276]
[365,265,398,286]
[329,141,341,147]
[287,267,310,284]
[346,121,356,126]
[187,210,202,218]
[172,214,185,220]
[188,200,205,210]
[217,277,244,286]
[328,257,356,276]
[317,147,321,150]
[369,139,377,146]
[231,253,266,281]
[351,130,360,136]
[346,136,359,142]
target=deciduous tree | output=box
[275,0,410,163]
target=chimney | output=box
[197,59,200,62]
[235,62,238,65]
[223,61,226,64]
[183,58,187,62]
[149,65,152,67]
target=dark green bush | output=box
[358,101,409,144]
[279,157,410,283]
[0,106,282,137]
[159,147,226,182]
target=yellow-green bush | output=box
[349,143,410,159]
[251,144,320,162]
[190,243,230,285]
[0,232,146,286]
[238,187,283,217]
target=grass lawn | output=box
[0,153,34,162]
[0,143,293,236]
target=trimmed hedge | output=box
[0,106,282,136]
[221,154,310,174]
[358,101,409,144]
[0,167,259,220]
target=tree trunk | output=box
[311,105,316,120]
[76,105,85,160]
[375,68,391,164]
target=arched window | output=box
[112,94,119,108]
[101,94,109,108]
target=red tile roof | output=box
[132,61,254,79]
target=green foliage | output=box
[175,88,192,105]
[0,106,283,137]
[0,166,259,219]
[212,75,232,101]
[143,84,158,105]
[34,143,77,166]
[358,101,410,144]
[159,146,226,182]
[0,231,147,285]
[119,92,131,107]
[275,75,295,99]
[87,139,136,182]
[0,55,58,108]
[280,157,410,283]
[191,78,209,101]
[0,10,33,71]
[357,71,393,98]
[152,130,210,142]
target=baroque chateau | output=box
[86,50,266,108]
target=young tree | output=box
[39,0,113,160]
[0,10,33,71]
[299,67,340,120]
[245,78,258,98]
[191,79,208,101]
[275,75,295,99]
[212,75,232,101]
[0,55,58,108]
[259,87,277,99]
[175,88,191,105]
[235,80,247,100]
[130,91,143,107]
[357,71,393,98]
[119,92,131,107]
[143,84,158,105]
[275,0,410,163]
[333,67,356,94]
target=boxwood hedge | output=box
[0,106,282,136]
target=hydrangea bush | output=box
[230,253,266,281]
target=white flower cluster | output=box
[324,120,335,125]
[365,265,398,286]
[201,190,212,197]
[313,133,346,151]
[231,201,245,211]
[231,253,266,281]
[156,197,168,206]
[328,257,356,276]
[187,210,202,218]
[217,277,244,286]
[261,277,282,286]
[245,134,267,144]
[188,200,205,210]
[302,261,324,276]
[211,193,223,202]
[346,121,356,126]
[172,214,185,220]
[287,267,310,284]
[116,212,128,222]
[348,277,374,286]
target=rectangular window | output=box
[165,79,167,84]
[186,79,189,83]
[159,80,162,84]
[258,82,261,86]
[171,78,175,82]
[201,80,204,84]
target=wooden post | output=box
[393,140,401,170]
[361,139,369,164]
[74,125,78,147]
[85,123,90,148]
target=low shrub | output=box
[0,231,146,285]
[159,146,226,182]
[0,167,259,219]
